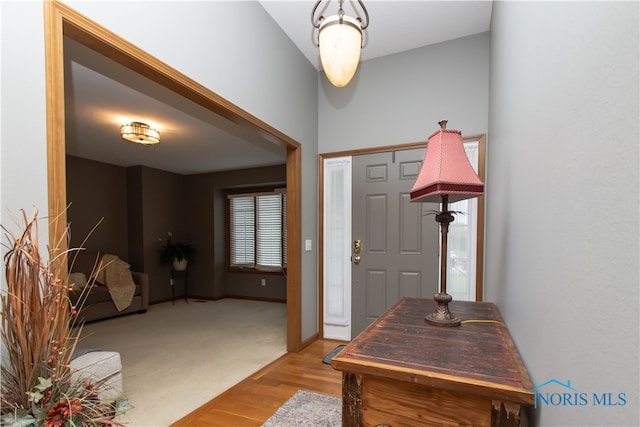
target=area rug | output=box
[322,344,346,364]
[262,390,341,426]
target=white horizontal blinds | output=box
[230,196,255,267]
[229,191,286,271]
[282,194,287,268]
[256,194,283,269]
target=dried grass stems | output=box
[0,209,124,426]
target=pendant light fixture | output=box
[311,0,369,88]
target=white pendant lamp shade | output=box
[318,15,362,87]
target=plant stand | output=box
[170,267,189,304]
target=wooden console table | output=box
[331,297,534,427]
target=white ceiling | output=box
[64,38,286,176]
[64,1,492,175]
[260,1,493,69]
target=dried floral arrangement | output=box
[0,209,128,426]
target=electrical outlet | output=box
[261,279,266,286]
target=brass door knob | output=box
[352,255,361,264]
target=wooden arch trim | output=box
[44,0,302,351]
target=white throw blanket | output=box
[94,254,136,312]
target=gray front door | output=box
[351,149,440,338]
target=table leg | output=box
[342,372,362,427]
[491,400,523,427]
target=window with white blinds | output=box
[229,190,286,271]
[230,197,255,267]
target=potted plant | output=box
[159,232,195,271]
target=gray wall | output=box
[317,32,490,348]
[1,1,319,342]
[488,2,639,425]
[318,9,640,424]
[1,1,49,231]
[318,32,490,153]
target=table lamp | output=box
[410,120,484,326]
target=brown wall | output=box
[66,155,129,258]
[139,166,189,302]
[66,155,287,303]
[187,165,287,301]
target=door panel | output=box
[400,193,421,254]
[365,270,386,319]
[399,271,420,298]
[351,149,440,338]
[366,194,387,252]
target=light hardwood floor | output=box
[171,339,344,426]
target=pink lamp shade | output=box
[410,125,484,203]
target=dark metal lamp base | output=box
[425,292,461,327]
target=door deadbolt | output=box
[353,239,362,254]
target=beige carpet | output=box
[77,298,287,427]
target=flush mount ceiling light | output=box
[311,0,369,88]
[120,122,160,145]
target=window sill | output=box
[228,267,286,275]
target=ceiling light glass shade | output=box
[120,122,160,145]
[410,124,484,203]
[318,15,362,87]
